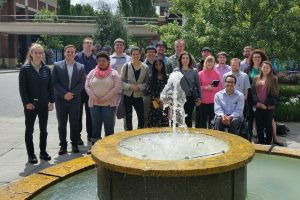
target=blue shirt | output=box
[75,52,97,75]
[214,89,244,119]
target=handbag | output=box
[116,64,129,119]
[181,70,201,99]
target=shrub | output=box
[275,85,300,121]
[277,73,300,85]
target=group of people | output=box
[19,37,281,164]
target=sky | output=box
[70,0,118,12]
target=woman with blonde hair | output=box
[252,61,278,144]
[19,43,54,164]
[197,55,222,128]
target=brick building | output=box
[0,0,57,68]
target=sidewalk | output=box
[0,110,135,186]
[0,68,20,74]
[0,107,299,187]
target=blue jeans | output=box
[90,106,116,142]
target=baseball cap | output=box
[156,40,167,48]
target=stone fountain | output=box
[92,72,255,200]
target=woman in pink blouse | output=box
[197,56,222,128]
[85,51,121,143]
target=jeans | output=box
[90,106,116,142]
[124,95,144,130]
[24,104,49,156]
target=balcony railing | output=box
[0,15,159,25]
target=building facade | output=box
[0,0,57,68]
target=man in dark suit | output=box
[52,45,86,155]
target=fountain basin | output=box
[92,128,255,200]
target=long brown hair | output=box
[255,61,278,96]
[25,43,44,64]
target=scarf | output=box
[95,65,112,78]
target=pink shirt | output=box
[198,69,222,104]
[256,80,267,104]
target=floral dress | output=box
[147,75,169,127]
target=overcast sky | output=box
[70,0,118,12]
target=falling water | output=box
[160,71,187,133]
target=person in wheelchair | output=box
[213,75,244,135]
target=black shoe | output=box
[40,152,51,161]
[72,145,79,153]
[87,148,92,154]
[28,155,38,164]
[58,147,67,155]
[274,141,284,146]
[77,138,84,145]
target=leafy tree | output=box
[35,9,64,49]
[150,0,300,61]
[70,3,95,16]
[57,0,71,15]
[118,0,157,17]
[94,2,129,47]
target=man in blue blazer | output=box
[52,45,86,155]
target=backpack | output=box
[276,122,290,136]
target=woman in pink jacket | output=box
[85,51,121,143]
[197,56,222,128]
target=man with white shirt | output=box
[52,45,86,155]
[222,58,250,100]
[110,38,131,74]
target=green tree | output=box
[118,0,157,17]
[94,2,129,47]
[70,3,95,16]
[57,0,71,15]
[35,9,64,49]
[151,0,300,61]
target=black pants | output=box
[247,91,254,136]
[78,90,92,139]
[214,116,242,135]
[124,95,144,131]
[197,103,214,128]
[24,104,49,156]
[255,108,274,144]
[184,96,195,128]
[56,100,80,147]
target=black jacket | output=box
[19,63,55,107]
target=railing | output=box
[0,15,159,25]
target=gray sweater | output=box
[173,67,201,98]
